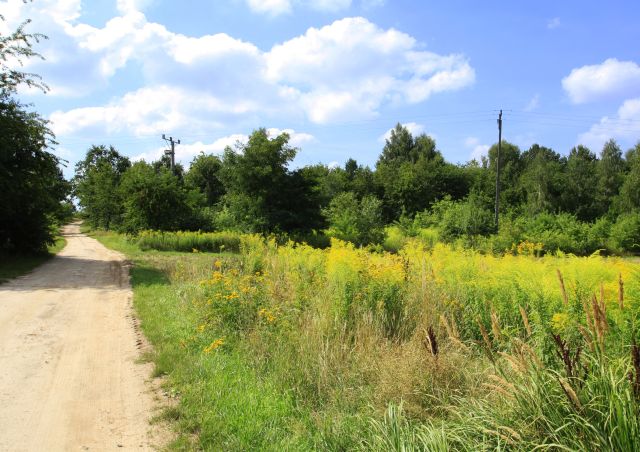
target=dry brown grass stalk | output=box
[519,305,532,337]
[490,309,502,342]
[477,318,493,351]
[619,273,624,310]
[557,269,569,306]
[558,377,582,410]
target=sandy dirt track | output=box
[0,224,164,451]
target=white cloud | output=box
[380,122,425,142]
[133,134,248,163]
[547,17,560,29]
[265,128,315,147]
[13,5,472,140]
[578,97,640,151]
[562,58,640,104]
[49,86,251,137]
[132,129,313,164]
[266,17,474,123]
[524,94,540,112]
[246,0,292,16]
[465,137,490,161]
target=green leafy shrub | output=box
[324,192,385,246]
[609,213,640,253]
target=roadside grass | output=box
[90,231,318,450]
[92,229,640,451]
[0,236,67,283]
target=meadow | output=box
[95,229,640,450]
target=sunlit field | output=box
[95,229,640,450]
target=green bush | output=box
[324,192,385,246]
[609,213,640,253]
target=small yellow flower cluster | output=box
[258,308,277,323]
[203,338,225,353]
[511,240,544,256]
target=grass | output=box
[91,229,640,451]
[0,236,67,283]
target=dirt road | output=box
[0,224,164,451]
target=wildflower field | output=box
[96,230,640,450]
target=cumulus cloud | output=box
[266,17,474,123]
[578,97,640,151]
[562,58,640,104]
[10,3,474,139]
[49,86,248,137]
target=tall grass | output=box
[136,230,243,253]
[96,230,640,450]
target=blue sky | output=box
[3,0,640,178]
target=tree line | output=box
[73,123,640,254]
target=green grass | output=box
[90,231,317,450]
[0,236,67,283]
[91,229,640,451]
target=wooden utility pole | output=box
[494,110,502,230]
[162,134,180,175]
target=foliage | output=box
[0,16,47,96]
[0,12,69,253]
[0,96,69,252]
[185,153,225,207]
[219,128,322,233]
[324,192,385,246]
[94,227,640,450]
[609,213,640,253]
[118,161,192,233]
[73,145,130,229]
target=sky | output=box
[2,0,640,178]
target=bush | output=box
[609,213,640,253]
[324,192,385,246]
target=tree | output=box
[561,145,599,221]
[185,153,225,207]
[597,139,626,215]
[617,142,640,212]
[375,124,456,221]
[0,97,69,252]
[0,13,69,252]
[219,128,319,233]
[1,17,47,96]
[118,162,191,233]
[518,144,564,215]
[73,145,130,229]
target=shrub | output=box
[324,192,385,246]
[609,213,640,253]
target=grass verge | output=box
[89,230,316,450]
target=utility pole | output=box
[162,134,180,175]
[494,110,503,230]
